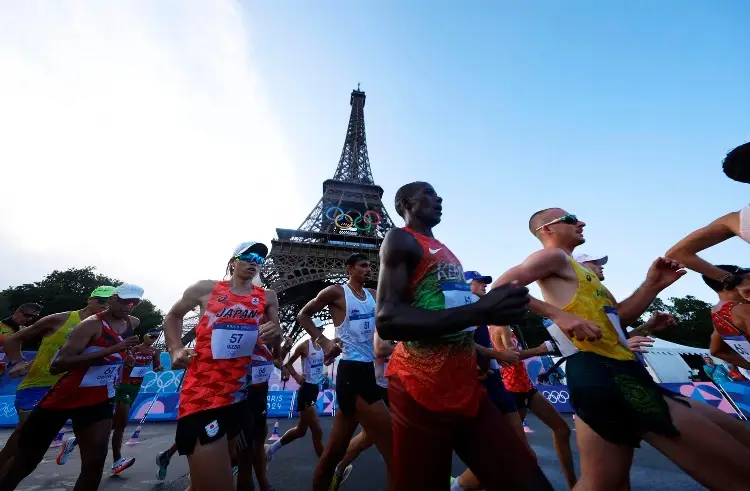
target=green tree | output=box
[1,267,163,341]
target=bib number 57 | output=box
[229,333,244,344]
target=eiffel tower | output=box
[259,87,395,341]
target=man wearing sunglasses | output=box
[0,286,115,472]
[163,241,282,491]
[494,208,750,490]
[0,283,143,491]
[0,303,42,350]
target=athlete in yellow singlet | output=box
[494,208,750,491]
[0,286,115,470]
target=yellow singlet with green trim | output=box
[18,311,81,390]
[562,258,635,361]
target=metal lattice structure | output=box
[260,87,395,341]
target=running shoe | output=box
[56,436,77,465]
[328,464,353,491]
[156,451,171,481]
[111,457,135,475]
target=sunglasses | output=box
[114,297,140,307]
[92,297,109,304]
[235,252,266,265]
[535,214,579,232]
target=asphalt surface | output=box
[2,415,706,490]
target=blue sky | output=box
[242,0,749,306]
[0,2,747,315]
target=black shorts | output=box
[379,386,389,408]
[18,401,114,453]
[336,360,382,416]
[484,374,518,414]
[567,351,686,447]
[175,399,254,456]
[510,387,538,410]
[296,382,320,412]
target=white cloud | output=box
[0,2,304,311]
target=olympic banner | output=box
[660,382,739,416]
[536,384,574,413]
[707,380,750,418]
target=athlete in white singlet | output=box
[266,336,329,459]
[330,329,396,489]
[297,253,394,491]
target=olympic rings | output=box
[542,390,570,404]
[326,207,383,230]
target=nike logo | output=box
[429,248,442,254]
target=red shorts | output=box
[388,375,552,491]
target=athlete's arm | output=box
[3,312,67,363]
[50,317,139,374]
[163,280,214,352]
[376,229,514,340]
[616,258,685,327]
[493,249,602,341]
[262,289,282,357]
[666,212,740,281]
[374,329,395,359]
[284,341,307,384]
[297,286,341,348]
[486,326,521,364]
[709,329,750,370]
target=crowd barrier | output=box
[0,352,746,427]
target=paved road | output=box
[2,415,706,490]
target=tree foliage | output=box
[0,267,164,340]
[515,295,714,350]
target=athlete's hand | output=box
[641,312,675,334]
[112,336,141,353]
[293,373,305,386]
[480,282,530,325]
[170,347,196,370]
[554,311,602,342]
[645,257,686,291]
[281,366,290,382]
[627,336,654,353]
[320,337,342,364]
[258,321,281,345]
[476,365,491,381]
[8,359,30,378]
[497,349,520,366]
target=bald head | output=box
[529,208,564,235]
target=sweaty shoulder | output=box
[381,228,421,260]
[263,288,278,301]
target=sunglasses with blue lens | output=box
[236,252,266,264]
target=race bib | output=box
[603,307,630,347]
[441,283,476,332]
[211,323,258,360]
[129,365,150,378]
[722,335,750,362]
[80,362,122,387]
[251,361,274,384]
[308,360,324,381]
[352,317,375,343]
[546,322,580,357]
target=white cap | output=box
[113,283,144,300]
[573,253,608,266]
[231,241,269,259]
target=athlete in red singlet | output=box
[163,241,281,491]
[109,332,162,475]
[704,265,750,371]
[0,284,143,491]
[490,326,577,488]
[376,181,552,491]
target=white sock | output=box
[450,479,465,491]
[268,439,283,456]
